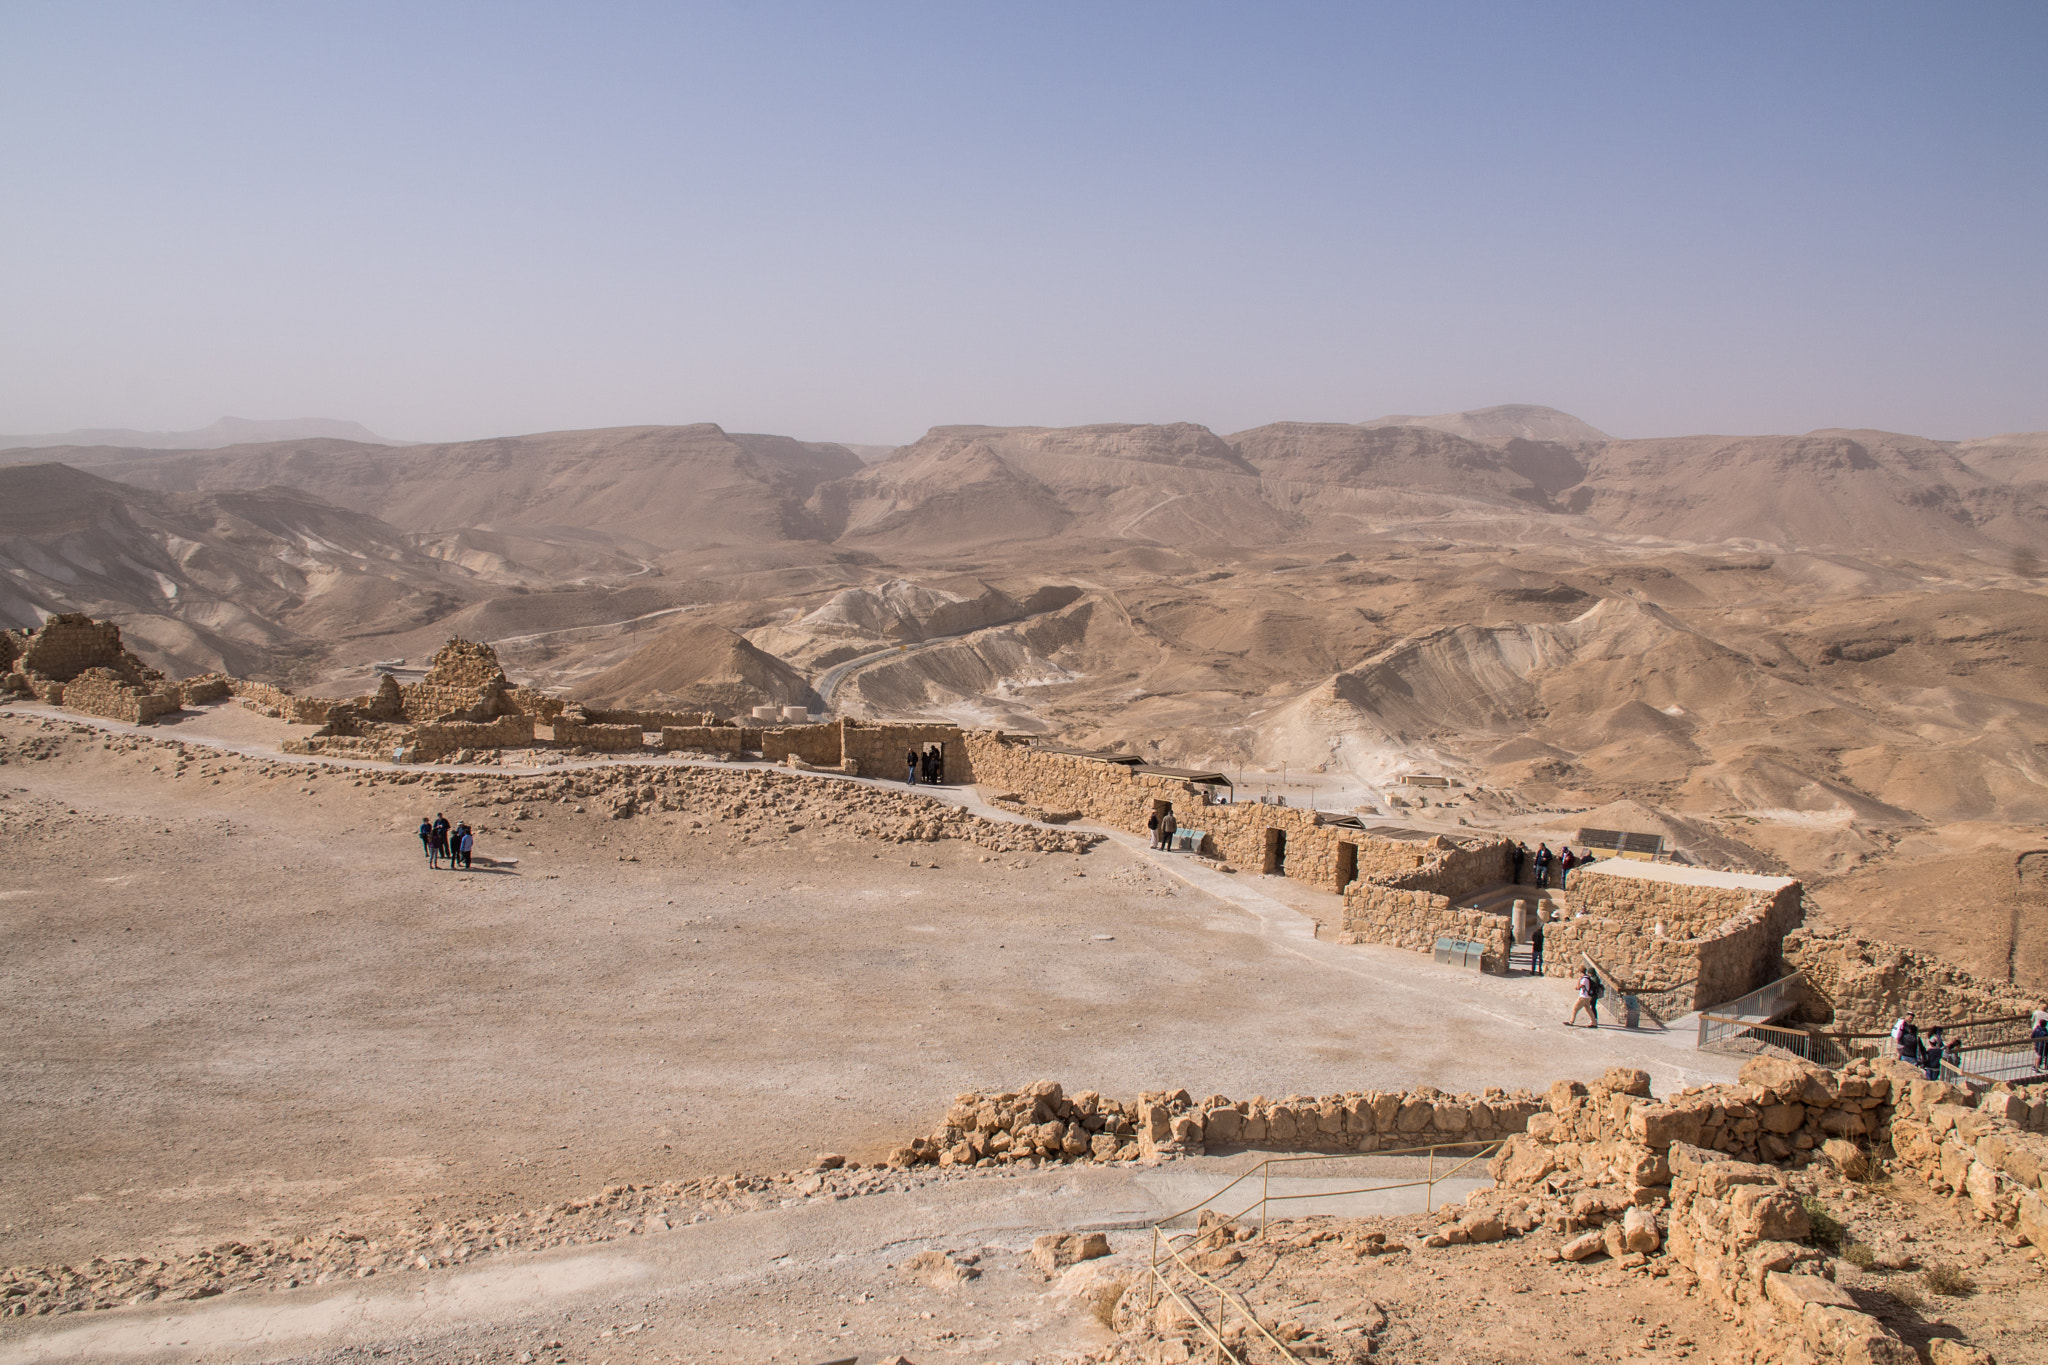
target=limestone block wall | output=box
[1885,1069,2048,1247]
[964,734,1476,893]
[504,688,567,721]
[843,721,975,782]
[583,707,719,731]
[1561,866,1793,940]
[420,638,507,690]
[899,1079,1543,1170]
[1342,890,1515,970]
[397,681,508,724]
[750,721,846,767]
[1783,926,2038,1032]
[229,679,332,724]
[14,614,134,682]
[550,712,646,751]
[177,674,232,705]
[661,725,746,754]
[409,714,534,758]
[59,668,182,724]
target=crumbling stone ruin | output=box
[899,1079,1544,1171]
[1785,924,2043,1033]
[0,614,183,722]
[1092,1056,2045,1365]
[967,736,1808,1015]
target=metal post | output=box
[1262,1163,1270,1239]
[1426,1147,1435,1212]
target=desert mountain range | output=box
[5,404,2048,983]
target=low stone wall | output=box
[504,687,567,721]
[282,734,405,760]
[411,714,534,758]
[583,706,719,730]
[177,674,232,705]
[59,668,182,724]
[894,1079,1542,1170]
[231,679,333,724]
[759,721,847,768]
[397,681,507,724]
[550,713,646,751]
[1886,1070,2048,1247]
[1342,891,1514,971]
[660,725,746,754]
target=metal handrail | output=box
[1143,1139,1504,1363]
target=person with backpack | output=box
[431,814,451,870]
[1566,969,1598,1027]
[1529,919,1545,974]
[1146,808,1161,849]
[1534,844,1553,889]
[1920,1026,1946,1080]
[1892,1013,1922,1064]
[1587,968,1605,1024]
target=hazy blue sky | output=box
[3,3,2043,445]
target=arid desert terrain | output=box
[2,404,2046,1364]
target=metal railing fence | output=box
[1143,1139,1503,1364]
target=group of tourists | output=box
[1147,804,1178,851]
[1512,841,1586,889]
[905,747,945,786]
[1890,1013,1965,1079]
[417,814,473,870]
[1895,1008,2048,1079]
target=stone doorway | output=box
[1335,841,1358,890]
[1264,828,1287,875]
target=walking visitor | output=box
[905,749,918,786]
[456,823,473,869]
[2032,1016,2046,1071]
[1534,843,1553,889]
[418,817,435,867]
[1566,970,1598,1027]
[431,814,451,870]
[1892,1013,1922,1064]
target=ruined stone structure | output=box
[899,1078,1544,1170]
[965,734,1805,1009]
[1784,924,2041,1032]
[0,614,183,722]
[1537,860,1804,1011]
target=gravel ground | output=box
[0,703,1746,1362]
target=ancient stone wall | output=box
[660,725,747,754]
[843,721,975,782]
[963,733,1478,893]
[1783,926,2038,1032]
[732,720,846,767]
[409,714,534,758]
[15,614,135,682]
[504,688,567,721]
[58,667,182,724]
[421,638,507,690]
[898,1079,1543,1171]
[1342,890,1515,970]
[582,706,719,731]
[177,674,232,705]
[550,710,646,752]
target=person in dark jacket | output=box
[418,817,436,867]
[431,814,451,870]
[1511,842,1528,884]
[456,823,473,870]
[2032,1016,2046,1071]
[1147,809,1161,848]
[1534,844,1553,889]
[905,750,918,786]
[1529,920,1545,974]
[1920,1026,1946,1079]
[1160,809,1178,851]
[1558,847,1578,889]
